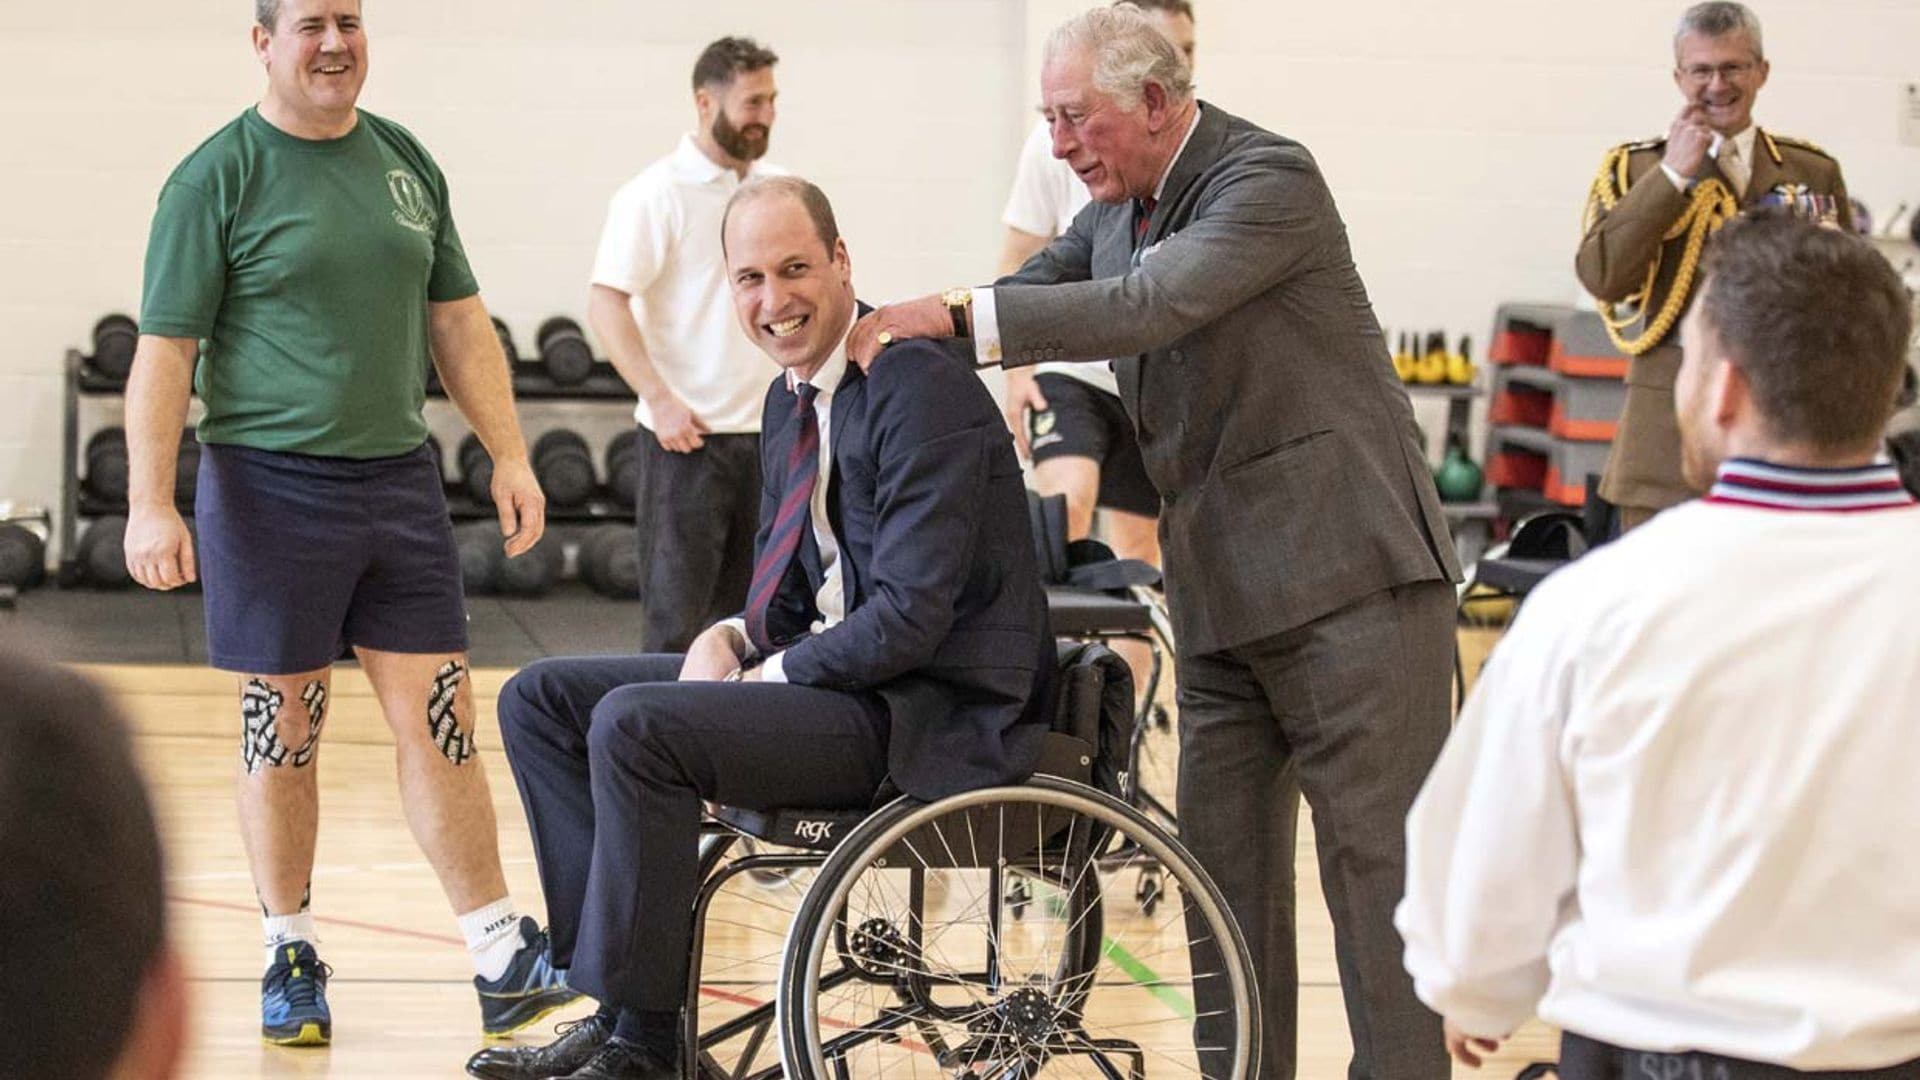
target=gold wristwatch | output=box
[942,287,973,337]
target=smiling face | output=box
[1673,29,1768,137]
[724,193,854,382]
[254,0,366,132]
[1041,47,1162,204]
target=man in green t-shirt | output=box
[123,0,573,1046]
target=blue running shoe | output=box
[475,917,580,1038]
[261,941,332,1046]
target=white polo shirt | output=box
[590,134,785,434]
[1397,459,1920,1070]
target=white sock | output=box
[263,910,319,969]
[459,898,525,982]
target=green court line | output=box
[1030,880,1196,1020]
[1100,935,1196,1020]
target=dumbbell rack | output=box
[435,358,639,525]
[58,349,198,587]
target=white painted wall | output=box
[2,1,1916,551]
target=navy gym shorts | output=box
[196,441,469,674]
[1027,373,1160,518]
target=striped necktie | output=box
[745,382,820,654]
[1134,196,1157,246]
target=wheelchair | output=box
[1029,491,1182,916]
[678,641,1259,1080]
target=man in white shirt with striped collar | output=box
[1398,215,1920,1078]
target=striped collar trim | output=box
[1706,458,1916,512]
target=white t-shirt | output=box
[591,134,784,433]
[1000,120,1118,397]
[1397,461,1920,1070]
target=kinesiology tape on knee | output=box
[427,660,475,765]
[241,678,328,774]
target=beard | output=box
[712,110,770,162]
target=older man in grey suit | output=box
[850,7,1460,1078]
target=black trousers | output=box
[633,428,760,653]
[496,654,890,1011]
[1177,581,1456,1080]
[1559,1032,1920,1080]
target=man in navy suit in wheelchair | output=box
[468,176,1055,1080]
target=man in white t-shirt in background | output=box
[1397,215,1920,1078]
[996,0,1193,656]
[587,37,784,651]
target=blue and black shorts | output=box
[196,441,468,674]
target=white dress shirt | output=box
[590,134,785,433]
[722,326,854,682]
[973,106,1204,369]
[1397,460,1920,1070]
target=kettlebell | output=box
[1447,335,1476,386]
[1434,437,1484,503]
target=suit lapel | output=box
[826,358,865,603]
[1142,102,1228,248]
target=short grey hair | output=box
[1674,2,1765,61]
[1045,5,1194,111]
[255,0,281,29]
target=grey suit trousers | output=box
[1178,580,1454,1080]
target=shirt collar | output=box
[1150,104,1204,203]
[1706,456,1916,512]
[669,132,768,186]
[784,317,854,402]
[1710,125,1758,168]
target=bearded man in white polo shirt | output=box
[586,37,784,651]
[1398,215,1920,1078]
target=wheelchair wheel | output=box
[688,831,825,1079]
[778,775,1259,1079]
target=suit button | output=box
[1169,349,1185,363]
[1163,490,1178,505]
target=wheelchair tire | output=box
[776,775,1259,1080]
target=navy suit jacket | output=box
[745,326,1053,801]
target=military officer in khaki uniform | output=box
[1577,1,1849,529]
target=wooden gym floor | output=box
[78,625,1555,1079]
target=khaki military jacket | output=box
[1575,129,1849,510]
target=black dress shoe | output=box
[465,1013,613,1079]
[556,1037,680,1079]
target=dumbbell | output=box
[0,522,47,592]
[496,531,562,597]
[454,521,504,595]
[458,433,494,504]
[578,525,639,600]
[606,430,639,510]
[532,429,597,508]
[176,429,201,503]
[91,314,139,382]
[77,515,134,589]
[84,427,130,502]
[492,316,519,366]
[537,316,595,386]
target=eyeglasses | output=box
[1680,60,1757,84]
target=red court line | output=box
[170,894,464,946]
[169,894,934,1056]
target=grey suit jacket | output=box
[994,103,1461,657]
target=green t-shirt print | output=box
[140,108,479,459]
